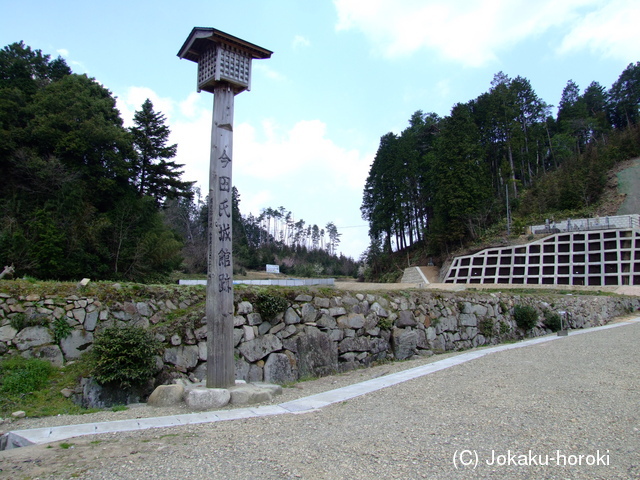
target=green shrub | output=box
[499,321,511,335]
[513,304,538,331]
[255,293,289,321]
[543,311,563,332]
[478,317,494,337]
[90,326,161,389]
[377,316,393,330]
[0,356,53,394]
[8,312,47,331]
[52,316,73,343]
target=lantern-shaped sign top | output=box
[178,27,272,94]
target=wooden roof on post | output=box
[177,27,273,62]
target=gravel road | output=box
[1,320,639,480]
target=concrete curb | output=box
[4,317,639,449]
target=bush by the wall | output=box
[513,304,538,331]
[52,316,73,343]
[90,326,161,389]
[255,293,289,321]
[478,317,495,337]
[543,311,563,332]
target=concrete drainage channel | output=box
[3,317,639,450]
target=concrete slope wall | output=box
[445,228,640,286]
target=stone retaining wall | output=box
[1,288,638,388]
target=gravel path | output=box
[1,320,639,480]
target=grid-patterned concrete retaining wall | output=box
[445,228,640,286]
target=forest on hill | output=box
[3,40,639,284]
[361,63,640,281]
[0,42,357,282]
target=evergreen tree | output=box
[325,222,341,255]
[429,102,492,247]
[608,62,640,129]
[0,42,184,281]
[361,132,399,252]
[130,99,193,206]
[582,81,610,143]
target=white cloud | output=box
[333,0,618,67]
[54,48,88,74]
[234,119,372,192]
[179,91,206,119]
[170,105,211,189]
[232,119,373,258]
[292,35,311,49]
[115,88,373,198]
[114,87,372,258]
[253,63,286,82]
[436,79,451,99]
[116,86,176,128]
[557,0,640,61]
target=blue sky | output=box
[2,0,639,259]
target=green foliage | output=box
[1,40,356,281]
[9,313,27,331]
[52,316,73,342]
[513,304,539,331]
[478,317,494,337]
[359,62,640,278]
[0,42,187,283]
[9,312,48,331]
[0,357,95,418]
[0,356,53,394]
[130,98,193,205]
[499,321,511,335]
[543,310,563,332]
[90,326,161,389]
[255,293,289,321]
[378,271,401,283]
[377,316,394,330]
[292,262,324,278]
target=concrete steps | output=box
[401,267,429,284]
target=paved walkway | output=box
[1,317,639,479]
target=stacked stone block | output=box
[1,288,638,390]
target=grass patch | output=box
[0,356,98,418]
[0,356,53,394]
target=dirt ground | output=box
[614,157,640,215]
[594,156,640,216]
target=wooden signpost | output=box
[178,28,272,388]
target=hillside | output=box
[360,61,640,282]
[364,150,640,285]
[440,156,640,279]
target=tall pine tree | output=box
[130,99,193,206]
